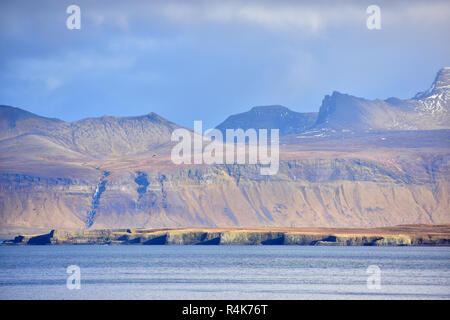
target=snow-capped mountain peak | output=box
[413,67,449,115]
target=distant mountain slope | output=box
[0,108,183,157]
[47,113,182,156]
[216,105,317,136]
[312,68,450,133]
[0,105,63,140]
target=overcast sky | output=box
[0,0,449,128]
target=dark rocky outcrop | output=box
[216,105,318,136]
[3,225,449,246]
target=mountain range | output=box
[218,67,450,135]
[0,68,449,236]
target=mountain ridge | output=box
[2,67,449,140]
[215,67,450,136]
[0,106,183,157]
[216,105,318,136]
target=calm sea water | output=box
[0,245,449,299]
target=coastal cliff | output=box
[3,224,450,246]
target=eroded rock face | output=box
[1,151,449,230]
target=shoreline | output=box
[2,224,450,246]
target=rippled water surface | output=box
[0,245,449,299]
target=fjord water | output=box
[0,246,449,299]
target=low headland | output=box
[2,224,450,246]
